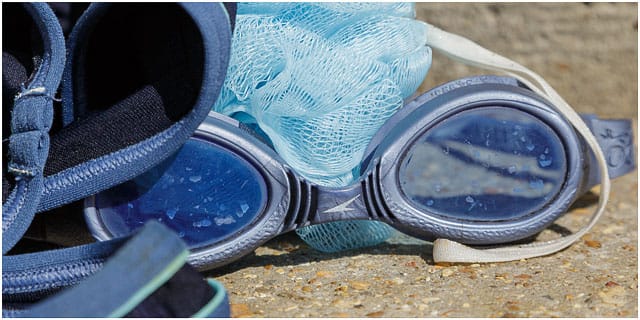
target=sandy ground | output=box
[205,3,638,317]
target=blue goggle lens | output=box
[95,138,268,248]
[399,107,567,221]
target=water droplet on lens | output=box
[241,203,249,213]
[214,216,236,226]
[189,175,202,183]
[193,219,212,228]
[526,143,535,151]
[538,157,552,167]
[465,196,475,203]
[127,203,134,209]
[538,154,552,167]
[178,231,185,237]
[520,136,526,142]
[508,166,517,174]
[544,147,549,154]
[166,208,177,220]
[426,199,434,206]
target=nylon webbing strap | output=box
[2,222,198,317]
[422,22,612,263]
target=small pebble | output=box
[441,269,455,277]
[514,274,531,280]
[331,312,350,318]
[284,305,298,312]
[365,310,385,318]
[422,297,440,304]
[349,281,370,290]
[585,240,602,248]
[316,271,334,278]
[495,273,509,280]
[598,285,626,306]
[335,285,348,292]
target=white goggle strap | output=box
[422,22,611,263]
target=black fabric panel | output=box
[2,175,10,203]
[80,4,203,118]
[2,4,41,81]
[44,82,176,176]
[43,4,204,176]
[2,52,28,101]
[3,53,29,201]
[6,238,64,255]
[124,264,215,318]
[8,199,95,252]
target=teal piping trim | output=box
[191,279,228,318]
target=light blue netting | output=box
[213,2,432,252]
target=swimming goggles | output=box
[85,22,635,269]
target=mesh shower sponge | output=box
[213,3,432,252]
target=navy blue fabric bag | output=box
[2,2,235,317]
